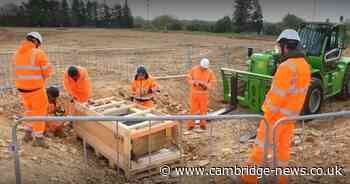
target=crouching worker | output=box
[63,65,92,103]
[46,86,67,138]
[131,66,160,108]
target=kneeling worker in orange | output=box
[63,66,92,103]
[131,66,160,108]
[14,32,53,148]
[240,29,311,183]
[46,86,66,137]
[187,58,216,130]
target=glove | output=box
[198,83,208,90]
[54,107,65,116]
[148,88,160,94]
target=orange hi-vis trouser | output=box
[135,99,154,108]
[187,92,208,128]
[241,114,295,184]
[21,88,48,138]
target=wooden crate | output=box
[72,97,180,179]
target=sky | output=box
[1,0,349,22]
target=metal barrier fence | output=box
[0,45,267,90]
[11,114,270,184]
[271,111,350,184]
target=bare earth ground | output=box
[1,28,350,184]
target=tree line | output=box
[134,0,265,34]
[0,0,133,28]
[136,0,348,35]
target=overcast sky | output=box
[1,0,349,22]
[129,0,350,22]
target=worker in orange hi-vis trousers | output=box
[240,29,311,184]
[187,58,216,130]
[63,65,92,103]
[131,66,160,108]
[14,32,53,148]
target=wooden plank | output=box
[101,104,135,115]
[74,105,131,140]
[90,101,125,111]
[129,107,152,113]
[153,74,187,80]
[125,109,152,117]
[132,130,171,158]
[131,148,180,171]
[127,114,160,129]
[92,96,116,104]
[131,122,179,140]
[74,124,128,170]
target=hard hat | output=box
[276,29,300,43]
[68,66,79,78]
[27,32,43,44]
[200,58,210,69]
[136,65,147,75]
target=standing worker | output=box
[63,65,92,103]
[131,66,160,108]
[14,32,53,148]
[187,58,216,130]
[241,29,311,184]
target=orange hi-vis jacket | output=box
[14,40,52,90]
[262,59,311,120]
[241,55,311,184]
[187,66,216,95]
[63,66,92,103]
[131,77,158,104]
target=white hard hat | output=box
[276,29,300,43]
[200,58,210,69]
[27,32,43,44]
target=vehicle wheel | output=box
[337,65,350,99]
[301,78,323,115]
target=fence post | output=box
[11,125,22,184]
[224,45,229,67]
[187,46,192,70]
[148,120,152,183]
[262,118,270,184]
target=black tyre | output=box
[337,65,350,99]
[301,78,323,115]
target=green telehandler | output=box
[221,22,349,115]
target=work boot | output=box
[22,131,33,143]
[200,125,207,130]
[32,137,50,149]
